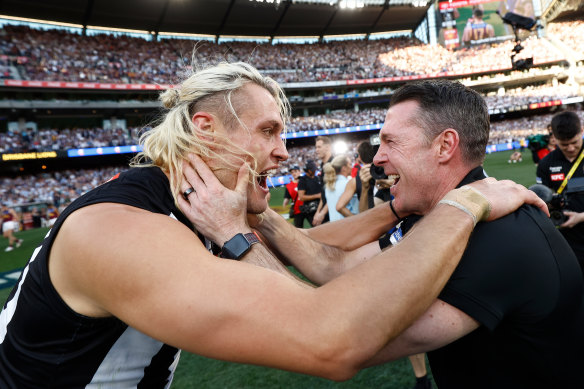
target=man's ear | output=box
[436,128,460,163]
[191,112,215,141]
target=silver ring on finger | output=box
[182,187,196,200]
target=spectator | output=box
[282,165,304,227]
[322,154,356,222]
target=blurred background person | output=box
[322,154,357,222]
[314,136,334,225]
[296,160,321,227]
[462,7,495,45]
[282,165,304,228]
[2,204,23,252]
[536,111,584,269]
[337,140,378,215]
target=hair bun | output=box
[161,88,181,109]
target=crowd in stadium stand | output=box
[486,82,580,110]
[0,166,123,209]
[1,20,584,208]
[547,19,584,61]
[0,23,570,85]
[0,126,146,153]
[2,101,583,154]
[4,108,584,208]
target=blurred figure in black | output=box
[536,111,584,269]
[296,160,322,227]
[313,136,334,225]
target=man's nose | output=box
[274,137,289,161]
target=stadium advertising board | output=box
[1,151,62,161]
[438,0,535,49]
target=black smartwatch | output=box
[220,232,260,260]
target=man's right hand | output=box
[466,177,549,221]
[359,164,372,190]
[178,154,251,245]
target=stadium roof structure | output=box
[0,0,431,39]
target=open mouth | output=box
[388,174,400,187]
[257,169,276,189]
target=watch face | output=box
[222,234,252,259]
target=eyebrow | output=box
[380,133,391,142]
[260,119,283,130]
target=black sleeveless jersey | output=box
[0,166,194,388]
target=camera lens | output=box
[370,164,388,180]
[550,210,567,226]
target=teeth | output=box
[387,175,399,186]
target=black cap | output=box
[304,160,318,173]
[289,165,300,171]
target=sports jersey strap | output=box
[557,148,584,194]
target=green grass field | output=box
[0,150,537,388]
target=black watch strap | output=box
[220,232,260,260]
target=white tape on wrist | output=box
[438,186,491,226]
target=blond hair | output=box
[132,61,290,205]
[323,155,350,191]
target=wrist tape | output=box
[438,186,491,226]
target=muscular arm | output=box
[305,201,397,250]
[50,200,477,381]
[363,299,480,366]
[257,207,383,284]
[99,156,542,379]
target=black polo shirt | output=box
[536,147,584,268]
[381,166,584,388]
[297,174,321,209]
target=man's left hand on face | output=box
[178,153,251,244]
[560,211,584,229]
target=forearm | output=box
[241,243,313,288]
[338,206,353,218]
[256,208,348,284]
[358,187,370,213]
[315,203,476,366]
[299,193,320,202]
[307,201,396,250]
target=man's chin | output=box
[247,200,268,215]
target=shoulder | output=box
[468,206,559,261]
[50,202,202,317]
[441,206,580,325]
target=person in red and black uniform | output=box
[283,165,304,228]
[46,204,60,227]
[2,204,23,252]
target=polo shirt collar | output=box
[456,166,487,188]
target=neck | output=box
[425,165,476,215]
